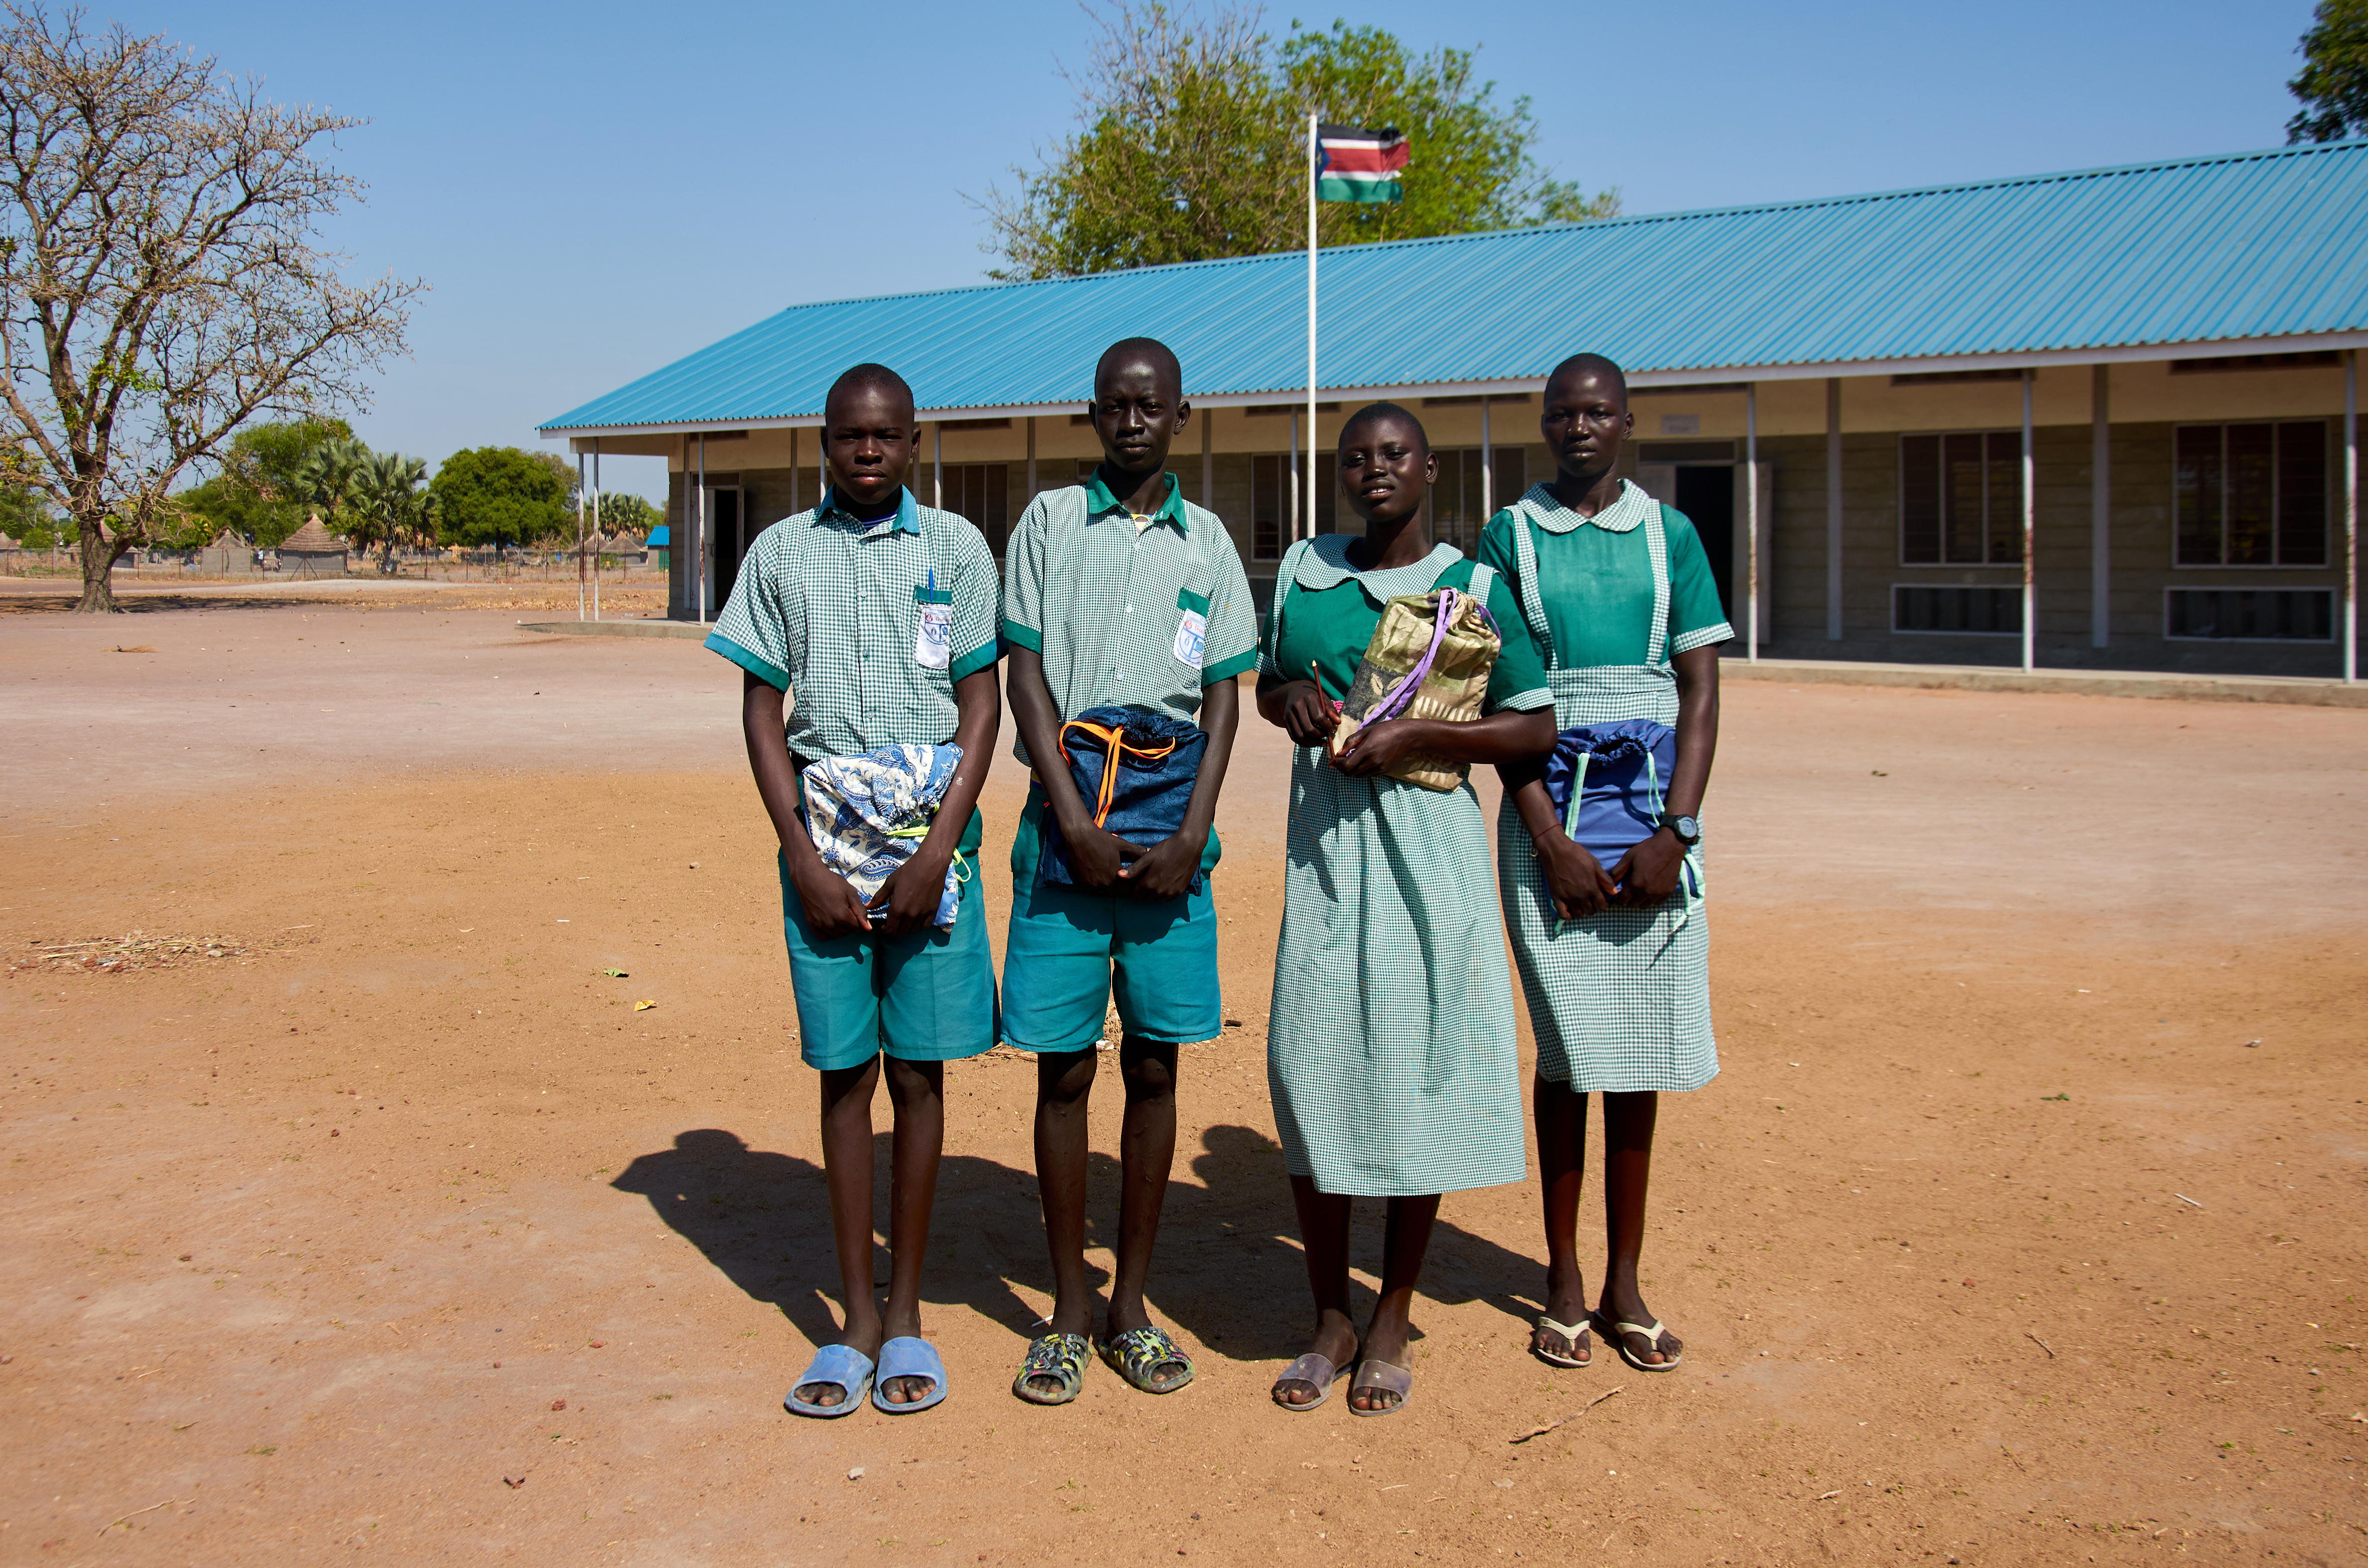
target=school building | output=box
[539,140,2366,678]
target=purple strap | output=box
[1367,587,1486,725]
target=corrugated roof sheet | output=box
[541,141,2368,432]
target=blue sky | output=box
[124,0,2323,499]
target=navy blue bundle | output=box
[1037,704,1208,892]
[1542,720,1677,885]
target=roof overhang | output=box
[543,329,2368,444]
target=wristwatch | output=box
[1656,812,1702,846]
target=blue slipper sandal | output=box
[785,1343,874,1418]
[871,1336,949,1414]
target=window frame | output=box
[2161,585,2336,643]
[1895,429,2025,570]
[2169,420,2331,570]
[1888,582,2022,637]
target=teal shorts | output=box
[778,818,998,1073]
[1001,790,1222,1052]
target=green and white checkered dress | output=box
[1483,483,1723,1093]
[1259,535,1552,1197]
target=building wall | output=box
[648,362,2357,670]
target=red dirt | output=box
[2,599,2362,1565]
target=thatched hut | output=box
[275,516,348,577]
[198,528,253,576]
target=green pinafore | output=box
[1493,499,1718,1093]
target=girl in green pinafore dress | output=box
[1480,354,1733,1377]
[1255,403,1557,1416]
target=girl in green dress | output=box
[1480,354,1732,1375]
[1255,402,1556,1415]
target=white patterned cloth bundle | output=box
[800,743,964,927]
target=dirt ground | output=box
[3,591,2363,1567]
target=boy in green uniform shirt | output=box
[1000,337,1258,1404]
[706,363,1002,1418]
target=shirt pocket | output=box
[913,580,954,672]
[1172,588,1210,672]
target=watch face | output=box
[1673,816,1700,840]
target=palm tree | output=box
[351,451,432,572]
[292,436,367,543]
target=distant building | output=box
[541,140,2367,678]
[197,529,253,576]
[644,524,669,572]
[276,516,348,577]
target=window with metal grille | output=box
[2172,422,2327,567]
[2164,587,2333,641]
[1891,584,2021,635]
[940,463,1009,555]
[1428,448,1527,555]
[1899,431,2021,565]
[1250,456,1285,558]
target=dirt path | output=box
[2,610,2362,1566]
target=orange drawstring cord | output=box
[1057,720,1179,828]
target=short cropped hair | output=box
[1340,399,1429,451]
[826,362,915,418]
[1545,353,1629,405]
[1094,337,1183,397]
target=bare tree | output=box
[0,6,421,611]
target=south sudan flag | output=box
[1316,124,1408,203]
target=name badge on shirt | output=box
[914,573,953,671]
[1172,588,1209,670]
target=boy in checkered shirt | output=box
[707,363,1001,1418]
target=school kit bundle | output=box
[800,743,966,927]
[1038,704,1208,891]
[1543,720,1695,894]
[1328,586,1502,791]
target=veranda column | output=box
[932,422,943,509]
[1745,382,1759,663]
[2345,348,2358,684]
[1199,404,1212,514]
[1825,377,1842,642]
[1026,415,1037,503]
[2019,369,2036,673]
[2091,365,2110,650]
[1480,398,1493,549]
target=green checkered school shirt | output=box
[707,486,1001,764]
[1000,470,1258,766]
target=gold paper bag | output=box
[1327,587,1502,791]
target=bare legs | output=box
[1533,1078,1679,1367]
[1025,1034,1185,1396]
[1272,1177,1442,1413]
[798,1054,946,1408]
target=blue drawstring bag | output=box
[1038,704,1208,892]
[1542,720,1686,893]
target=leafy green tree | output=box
[179,418,355,546]
[979,3,1617,279]
[596,492,660,536]
[348,449,433,569]
[431,447,571,548]
[2289,0,2368,142]
[0,480,53,541]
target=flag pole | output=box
[1306,112,1318,542]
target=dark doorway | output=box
[711,487,744,614]
[1674,467,1736,624]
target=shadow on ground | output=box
[611,1125,1545,1364]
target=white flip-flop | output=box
[1597,1313,1683,1372]
[1531,1315,1593,1369]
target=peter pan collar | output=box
[1513,478,1654,535]
[1291,532,1461,601]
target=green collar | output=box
[1083,469,1186,533]
[818,485,920,535]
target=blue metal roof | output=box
[542,140,2368,432]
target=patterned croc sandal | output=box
[1100,1325,1195,1395]
[1011,1332,1091,1406]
